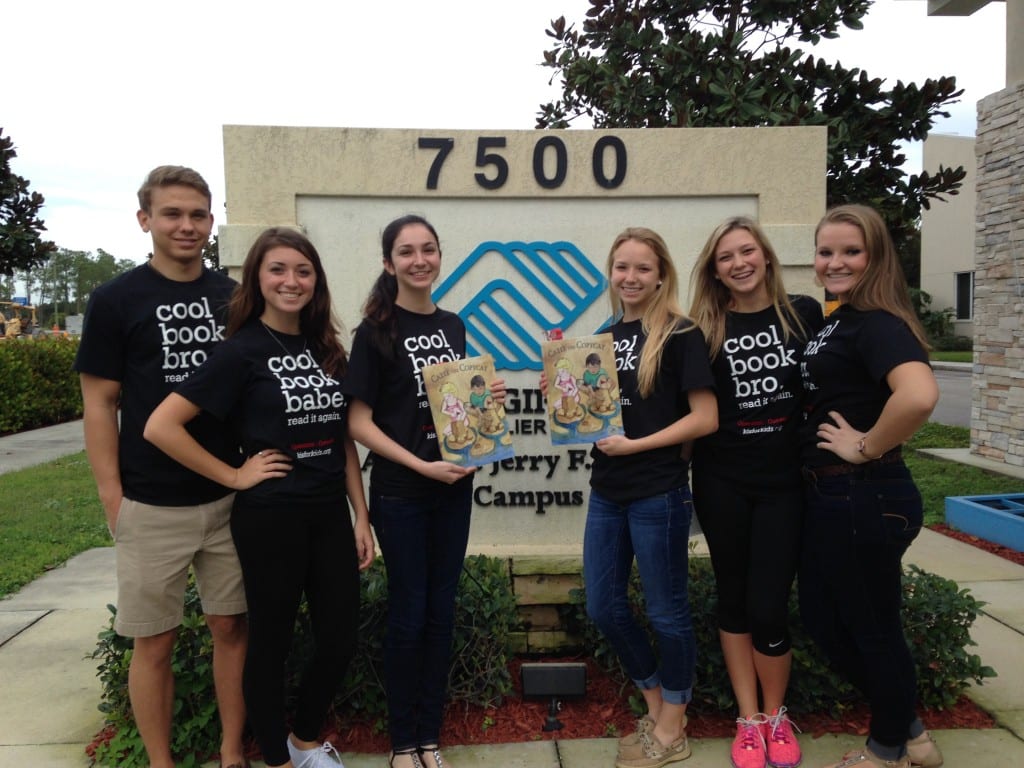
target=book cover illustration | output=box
[421,354,514,468]
[541,332,623,445]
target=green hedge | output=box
[0,336,82,433]
[570,559,996,716]
[931,334,973,352]
[89,555,994,766]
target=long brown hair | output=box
[815,204,929,350]
[689,216,812,359]
[227,228,348,376]
[606,227,690,398]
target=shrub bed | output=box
[0,336,82,433]
[570,559,995,716]
[89,556,994,766]
[89,555,516,767]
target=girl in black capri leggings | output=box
[689,217,822,768]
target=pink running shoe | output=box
[731,715,767,768]
[765,706,802,768]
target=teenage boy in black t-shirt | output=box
[74,166,247,768]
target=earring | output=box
[657,281,663,287]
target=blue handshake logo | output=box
[432,240,607,371]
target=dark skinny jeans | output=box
[371,483,472,753]
[799,460,922,750]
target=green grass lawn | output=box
[0,451,109,598]
[931,350,973,363]
[907,423,1023,526]
[0,423,1019,598]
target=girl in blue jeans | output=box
[547,228,717,768]
[799,205,942,768]
[346,215,503,768]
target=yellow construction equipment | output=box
[0,301,39,339]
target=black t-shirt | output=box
[590,318,715,504]
[73,264,239,505]
[799,305,929,467]
[694,295,824,484]
[176,320,349,505]
[344,305,470,497]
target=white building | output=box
[920,133,976,338]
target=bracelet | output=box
[856,436,883,461]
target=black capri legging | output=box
[231,497,359,766]
[692,469,803,656]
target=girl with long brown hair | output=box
[146,227,374,768]
[689,217,822,768]
[345,215,504,768]
[800,205,941,768]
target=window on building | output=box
[955,271,974,320]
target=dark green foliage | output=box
[26,247,136,326]
[902,565,995,709]
[91,590,220,768]
[89,556,517,766]
[931,335,972,352]
[909,287,955,343]
[0,128,57,277]
[202,235,226,275]
[448,554,518,706]
[0,336,83,433]
[538,0,966,250]
[569,558,994,717]
[908,286,972,350]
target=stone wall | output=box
[972,82,1024,466]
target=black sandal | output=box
[418,745,446,768]
[389,747,424,768]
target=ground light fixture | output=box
[519,662,588,731]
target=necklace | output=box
[261,321,308,358]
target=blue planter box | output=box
[945,494,1024,552]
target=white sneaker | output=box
[287,738,345,767]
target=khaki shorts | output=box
[113,494,247,637]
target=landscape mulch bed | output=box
[323,656,993,755]
[930,522,1024,567]
[97,522,1009,762]
[318,522,1016,754]
[320,522,1014,753]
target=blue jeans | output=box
[583,486,695,704]
[370,484,472,752]
[799,461,922,749]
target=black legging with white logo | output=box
[692,468,802,655]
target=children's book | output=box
[422,354,514,467]
[541,332,623,446]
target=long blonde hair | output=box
[816,204,929,350]
[689,216,812,359]
[606,227,689,398]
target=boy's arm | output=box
[80,373,123,536]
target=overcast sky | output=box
[3,0,1008,269]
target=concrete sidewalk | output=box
[0,419,86,475]
[3,423,1024,766]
